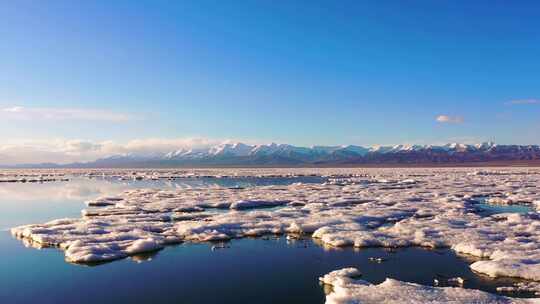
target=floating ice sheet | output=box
[320,267,540,304]
[10,167,540,300]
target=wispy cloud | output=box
[0,137,239,165]
[506,99,540,105]
[0,106,135,122]
[435,115,463,124]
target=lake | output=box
[0,176,535,303]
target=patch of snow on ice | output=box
[10,167,540,300]
[320,267,538,304]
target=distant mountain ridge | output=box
[14,141,540,168]
[5,142,540,168]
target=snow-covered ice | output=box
[320,267,540,303]
[10,167,540,300]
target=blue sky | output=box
[0,1,539,163]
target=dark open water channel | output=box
[0,177,534,303]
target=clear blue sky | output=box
[1,0,539,148]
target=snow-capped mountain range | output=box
[75,141,540,167]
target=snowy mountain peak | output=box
[209,142,253,157]
[475,141,496,150]
[87,141,540,167]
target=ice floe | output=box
[498,281,540,296]
[0,171,68,183]
[320,267,539,303]
[9,167,540,300]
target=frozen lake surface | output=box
[3,168,540,303]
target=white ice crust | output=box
[321,267,540,304]
[10,167,540,300]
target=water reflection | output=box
[1,176,537,303]
[0,233,535,304]
[466,196,534,216]
[130,250,160,263]
[476,203,533,216]
[0,180,107,201]
[0,176,325,229]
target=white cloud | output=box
[0,106,135,122]
[0,138,237,165]
[436,115,463,124]
[506,99,540,105]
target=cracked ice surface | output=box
[10,168,540,286]
[320,268,540,304]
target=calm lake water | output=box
[472,196,533,216]
[0,177,534,303]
